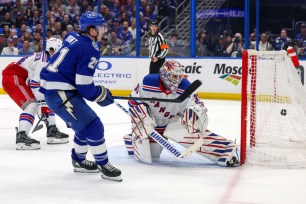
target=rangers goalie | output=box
[123,60,239,167]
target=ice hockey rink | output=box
[1,95,306,204]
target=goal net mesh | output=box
[242,50,306,168]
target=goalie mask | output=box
[46,38,62,56]
[160,60,185,93]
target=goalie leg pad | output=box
[133,137,152,164]
[123,134,134,156]
[149,140,163,162]
[130,104,156,139]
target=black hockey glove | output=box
[96,86,114,107]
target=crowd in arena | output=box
[1,0,306,58]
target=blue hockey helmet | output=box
[79,11,105,32]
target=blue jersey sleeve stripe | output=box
[76,74,94,85]
[41,80,76,90]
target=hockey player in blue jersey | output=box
[39,11,122,181]
[123,60,239,167]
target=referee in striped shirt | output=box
[148,20,169,74]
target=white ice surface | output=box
[1,95,306,204]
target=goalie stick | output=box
[113,79,202,103]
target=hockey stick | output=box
[114,100,183,158]
[32,115,44,133]
[113,79,202,103]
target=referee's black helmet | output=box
[150,20,159,27]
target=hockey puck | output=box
[280,109,287,116]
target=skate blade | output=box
[16,143,40,150]
[101,174,123,182]
[73,168,100,173]
[47,138,69,144]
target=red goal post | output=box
[240,49,306,167]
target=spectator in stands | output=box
[48,17,56,32]
[119,12,130,25]
[9,28,18,39]
[275,29,292,50]
[18,40,34,55]
[100,37,111,56]
[296,23,306,47]
[110,0,121,18]
[143,5,156,22]
[250,32,273,51]
[73,15,80,29]
[46,29,53,40]
[12,35,23,49]
[34,24,43,33]
[152,0,167,22]
[27,10,40,27]
[10,5,19,21]
[66,24,74,33]
[226,33,244,57]
[19,24,27,38]
[166,0,179,28]
[20,31,33,43]
[61,14,73,31]
[104,7,115,26]
[213,35,229,57]
[168,33,181,56]
[30,31,42,52]
[61,31,67,40]
[80,0,90,13]
[112,19,121,34]
[128,18,136,39]
[0,34,8,54]
[140,12,149,36]
[3,25,10,39]
[13,0,25,16]
[65,0,80,16]
[109,30,123,55]
[225,35,232,48]
[117,20,133,43]
[15,13,26,28]
[53,22,63,39]
[125,0,134,14]
[196,30,212,56]
[57,7,65,22]
[0,1,12,16]
[1,38,18,55]
[1,12,14,28]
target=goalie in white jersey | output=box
[124,60,239,166]
[2,38,69,150]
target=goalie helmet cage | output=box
[240,50,306,168]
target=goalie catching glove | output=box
[181,104,208,134]
[94,85,114,107]
[129,104,156,139]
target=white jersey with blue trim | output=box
[128,74,203,128]
[40,32,101,101]
[17,52,50,101]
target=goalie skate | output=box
[16,131,40,150]
[72,159,99,173]
[98,163,122,182]
[47,125,69,144]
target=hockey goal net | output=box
[240,50,306,167]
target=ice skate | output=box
[47,125,69,144]
[72,159,99,173]
[226,156,240,167]
[98,163,122,182]
[16,131,40,150]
